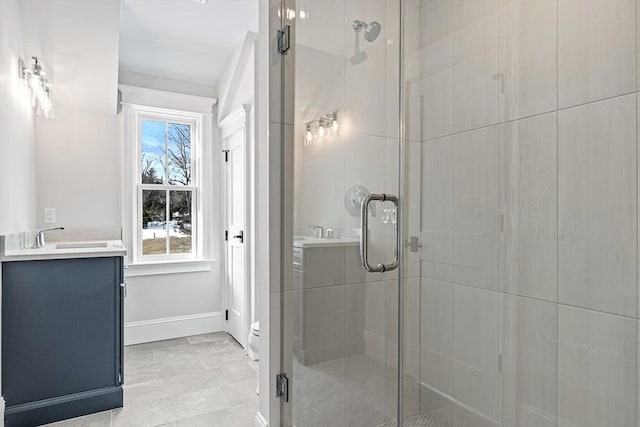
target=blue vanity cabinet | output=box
[2,256,124,427]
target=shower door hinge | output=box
[276,373,289,402]
[407,236,422,253]
[277,25,290,54]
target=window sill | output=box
[125,259,214,277]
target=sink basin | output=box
[56,242,109,249]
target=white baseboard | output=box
[255,411,268,427]
[124,311,224,345]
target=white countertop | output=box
[1,240,127,262]
[293,236,360,249]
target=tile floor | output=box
[291,353,400,427]
[44,332,258,427]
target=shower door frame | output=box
[272,0,409,425]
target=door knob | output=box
[233,230,244,243]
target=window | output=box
[132,108,203,262]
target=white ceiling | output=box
[119,0,259,86]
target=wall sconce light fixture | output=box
[304,110,339,146]
[19,57,53,117]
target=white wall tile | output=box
[295,44,346,128]
[404,277,422,414]
[344,0,391,138]
[421,278,453,412]
[299,285,346,365]
[422,136,454,282]
[300,246,346,288]
[296,0,347,57]
[364,280,388,362]
[421,0,454,141]
[404,2,422,83]
[298,126,348,238]
[452,0,499,132]
[453,126,499,290]
[422,69,454,141]
[406,78,422,143]
[558,306,637,427]
[405,140,423,278]
[386,0,402,141]
[345,246,366,285]
[452,284,499,423]
[405,278,421,378]
[498,113,557,301]
[558,0,637,108]
[558,94,637,316]
[498,0,557,121]
[500,295,558,427]
[422,0,453,76]
[345,283,366,356]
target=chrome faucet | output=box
[32,227,65,249]
[307,225,324,238]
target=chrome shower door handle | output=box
[360,193,399,273]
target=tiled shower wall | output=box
[414,1,640,427]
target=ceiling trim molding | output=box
[119,84,217,114]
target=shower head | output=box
[352,20,381,42]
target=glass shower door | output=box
[277,0,405,425]
[279,0,640,426]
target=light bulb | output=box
[331,117,339,136]
[40,92,52,116]
[29,75,41,91]
[317,123,325,141]
[286,8,295,20]
[305,126,313,146]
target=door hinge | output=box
[276,373,289,402]
[225,309,229,321]
[222,149,229,162]
[277,25,290,54]
[120,282,127,297]
[225,230,228,241]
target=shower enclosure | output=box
[272,0,639,426]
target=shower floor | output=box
[376,411,445,427]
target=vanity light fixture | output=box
[303,110,339,146]
[19,57,53,117]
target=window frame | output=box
[131,106,204,263]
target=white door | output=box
[224,124,248,348]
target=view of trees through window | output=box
[140,120,193,256]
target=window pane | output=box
[169,190,192,254]
[142,190,167,255]
[167,123,192,185]
[141,120,166,184]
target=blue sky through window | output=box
[141,120,166,183]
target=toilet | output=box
[247,321,260,361]
[248,321,260,395]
